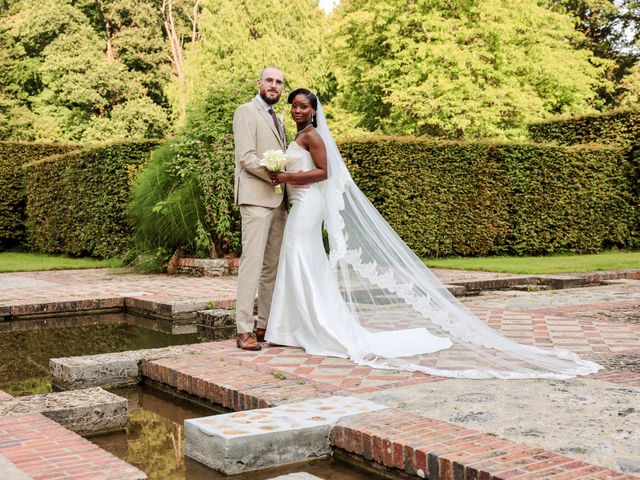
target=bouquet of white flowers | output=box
[259,149,289,194]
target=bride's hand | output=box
[287,170,310,189]
[272,172,288,185]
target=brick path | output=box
[0,269,236,314]
[2,268,640,478]
[0,410,145,479]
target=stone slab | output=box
[184,396,388,474]
[50,345,199,389]
[196,308,236,327]
[0,389,13,400]
[0,387,127,435]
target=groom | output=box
[232,66,287,351]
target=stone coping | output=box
[184,396,388,475]
[0,387,127,435]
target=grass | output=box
[0,252,121,273]
[424,251,640,274]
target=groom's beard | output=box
[260,91,281,105]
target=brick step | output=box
[332,409,636,480]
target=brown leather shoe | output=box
[255,328,266,343]
[236,332,261,351]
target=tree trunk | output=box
[97,1,115,63]
[162,0,187,122]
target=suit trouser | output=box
[235,202,287,334]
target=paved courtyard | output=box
[1,268,639,479]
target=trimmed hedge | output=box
[0,141,77,249]
[341,138,638,257]
[528,109,640,147]
[25,140,159,258]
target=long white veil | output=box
[315,101,601,379]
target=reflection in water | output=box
[0,322,200,396]
[92,387,379,480]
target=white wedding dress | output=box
[265,102,601,379]
[265,142,453,359]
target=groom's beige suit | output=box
[233,96,287,334]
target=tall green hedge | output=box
[527,109,640,147]
[24,140,159,258]
[0,141,77,249]
[340,138,638,257]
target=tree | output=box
[180,0,328,120]
[0,0,172,142]
[551,0,640,104]
[326,0,614,140]
[617,62,640,106]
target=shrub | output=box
[128,85,244,262]
[527,109,640,147]
[129,137,238,260]
[340,137,638,257]
[0,141,77,249]
[24,140,159,258]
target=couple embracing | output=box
[232,66,600,380]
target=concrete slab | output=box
[0,387,127,435]
[50,344,199,389]
[184,396,388,474]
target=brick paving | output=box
[0,269,236,314]
[0,412,145,479]
[2,268,640,478]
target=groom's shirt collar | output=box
[255,94,273,112]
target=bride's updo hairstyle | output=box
[287,88,318,127]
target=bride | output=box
[265,88,600,380]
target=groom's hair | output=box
[259,66,284,79]
[287,88,318,127]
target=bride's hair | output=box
[287,88,318,127]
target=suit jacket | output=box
[232,97,286,207]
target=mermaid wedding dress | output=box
[265,141,453,359]
[265,102,600,380]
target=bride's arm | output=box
[274,133,328,185]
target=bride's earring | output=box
[311,113,316,124]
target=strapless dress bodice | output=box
[285,141,316,204]
[286,141,315,172]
